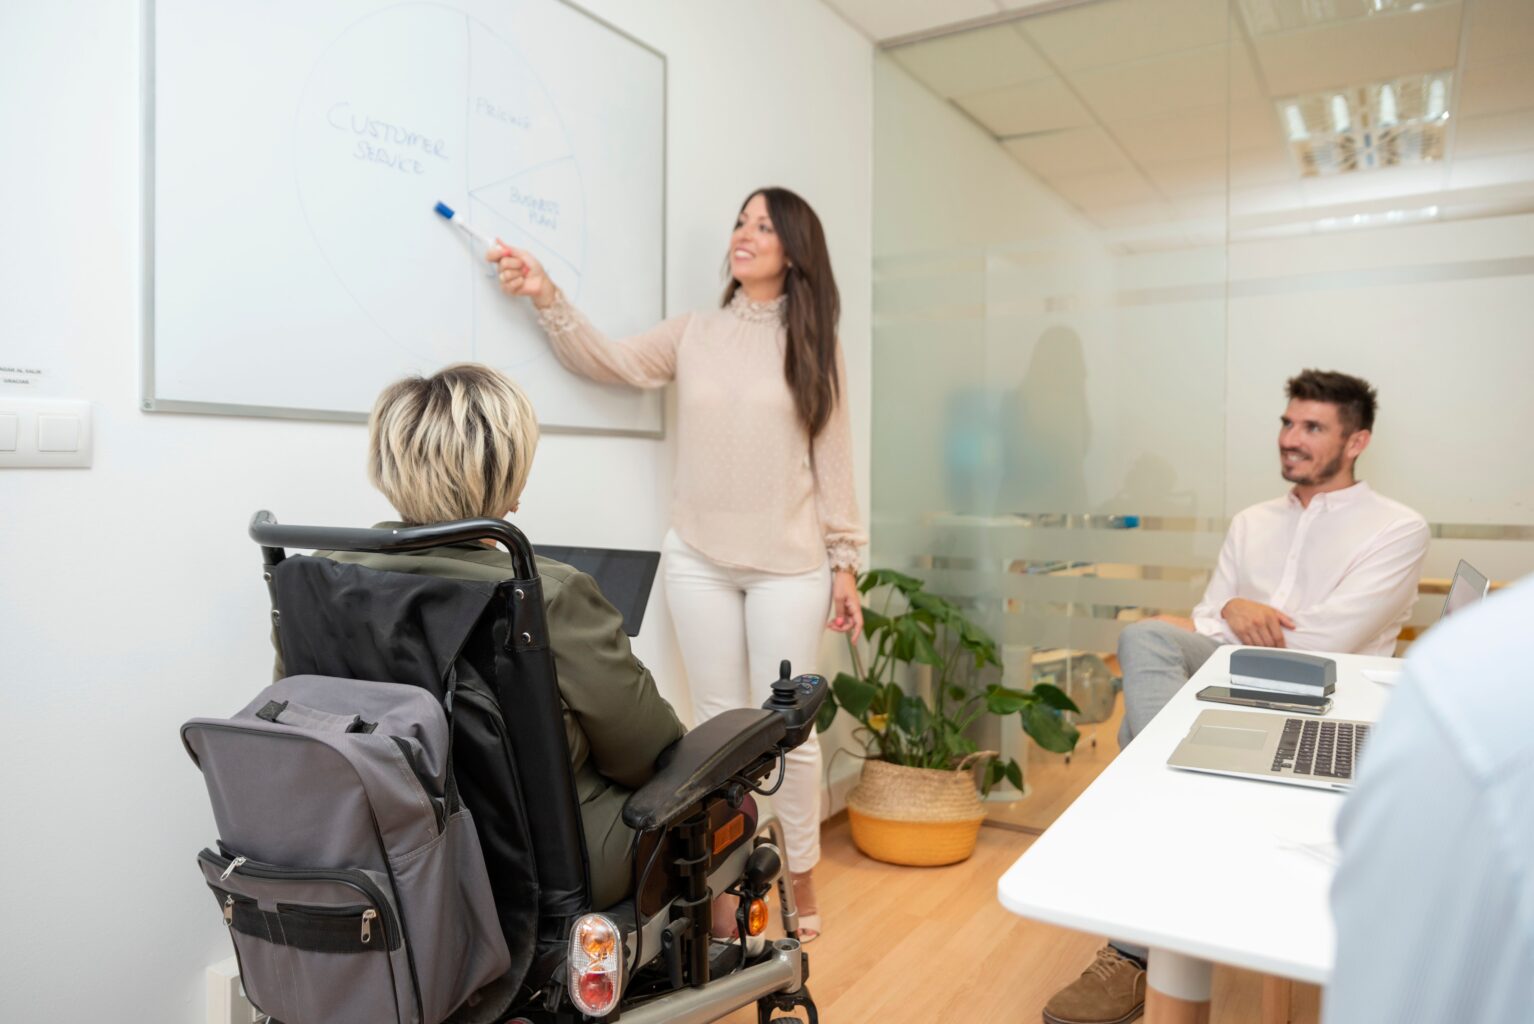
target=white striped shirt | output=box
[1326,578,1534,1022]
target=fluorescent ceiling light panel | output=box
[1276,72,1453,177]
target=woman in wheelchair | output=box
[284,362,687,911]
[244,362,826,1021]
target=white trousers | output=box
[662,529,828,871]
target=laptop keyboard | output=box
[1270,718,1370,779]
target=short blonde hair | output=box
[367,363,540,524]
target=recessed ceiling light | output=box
[1276,73,1452,178]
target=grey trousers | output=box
[1109,620,1222,963]
[1116,620,1222,749]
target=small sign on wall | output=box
[0,363,48,389]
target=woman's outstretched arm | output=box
[489,244,685,388]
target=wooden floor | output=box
[981,697,1129,834]
[723,697,1323,1023]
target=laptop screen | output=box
[1441,559,1490,620]
[537,545,661,637]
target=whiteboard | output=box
[145,0,666,435]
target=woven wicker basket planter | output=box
[845,758,987,867]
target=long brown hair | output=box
[722,187,841,438]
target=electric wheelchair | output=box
[248,511,824,1024]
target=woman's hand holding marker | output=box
[485,245,556,309]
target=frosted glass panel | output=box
[873,0,1534,680]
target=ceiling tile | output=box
[996,0,1083,10]
[1111,105,1230,164]
[1448,151,1534,191]
[955,77,1097,136]
[1002,126,1130,177]
[1227,39,1264,101]
[1229,99,1286,152]
[1457,56,1534,118]
[1230,182,1305,216]
[1069,45,1230,122]
[1141,156,1230,196]
[1020,0,1230,72]
[1047,167,1162,208]
[822,0,1001,43]
[1085,200,1183,229]
[1463,0,1534,68]
[889,23,1053,98]
[1172,193,1230,220]
[1229,145,1296,187]
[1452,110,1534,159]
[1250,4,1463,97]
[1299,164,1448,207]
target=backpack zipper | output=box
[200,849,400,947]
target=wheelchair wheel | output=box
[757,984,818,1024]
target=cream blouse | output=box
[536,290,866,575]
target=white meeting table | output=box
[997,646,1399,1023]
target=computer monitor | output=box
[1440,559,1490,621]
[536,544,661,637]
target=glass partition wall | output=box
[872,0,1534,827]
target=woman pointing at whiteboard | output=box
[489,188,863,941]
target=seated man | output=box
[1044,368,1429,1024]
[1327,578,1532,1023]
[275,362,685,910]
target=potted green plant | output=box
[816,569,1081,865]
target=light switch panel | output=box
[0,397,92,468]
[38,414,81,452]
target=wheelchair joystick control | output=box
[769,660,800,707]
[762,661,828,753]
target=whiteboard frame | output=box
[140,0,668,436]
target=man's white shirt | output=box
[1192,481,1430,655]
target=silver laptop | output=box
[1441,559,1490,620]
[1167,709,1372,791]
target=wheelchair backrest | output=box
[264,540,593,997]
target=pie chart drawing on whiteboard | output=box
[295,2,586,369]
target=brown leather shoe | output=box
[1042,945,1147,1024]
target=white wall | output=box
[1227,217,1534,525]
[1226,215,1534,597]
[0,2,870,1020]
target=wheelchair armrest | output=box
[623,709,786,832]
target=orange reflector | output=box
[578,916,617,959]
[747,898,769,936]
[713,813,745,855]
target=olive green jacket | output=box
[273,526,685,908]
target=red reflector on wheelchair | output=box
[713,813,746,855]
[578,970,616,1011]
[568,913,622,1016]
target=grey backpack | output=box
[183,674,511,1024]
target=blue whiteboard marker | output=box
[434,201,502,253]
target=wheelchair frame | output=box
[248,512,821,1024]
